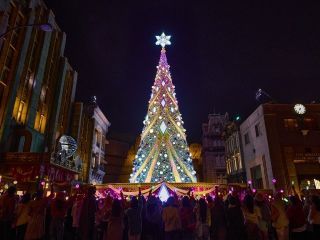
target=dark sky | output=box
[44,0,320,143]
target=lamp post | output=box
[0,22,53,39]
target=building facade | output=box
[0,0,79,184]
[113,136,139,183]
[0,0,77,152]
[189,143,203,181]
[202,113,228,183]
[223,121,246,183]
[70,101,111,184]
[240,103,320,193]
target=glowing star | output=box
[155,32,171,48]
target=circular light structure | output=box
[58,135,77,158]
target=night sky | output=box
[44,0,320,143]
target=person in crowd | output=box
[211,195,227,240]
[303,194,312,219]
[271,193,289,240]
[14,192,31,240]
[95,198,109,239]
[226,195,246,240]
[103,194,113,217]
[308,195,320,239]
[50,191,67,240]
[180,196,195,240]
[286,194,307,240]
[206,195,214,239]
[145,195,163,240]
[254,193,271,240]
[104,198,124,240]
[99,195,113,236]
[162,196,181,240]
[72,194,84,239]
[24,189,49,240]
[125,193,143,240]
[194,197,211,240]
[64,198,74,240]
[242,194,262,240]
[0,186,17,240]
[79,186,97,240]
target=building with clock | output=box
[240,103,320,193]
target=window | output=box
[16,100,24,122]
[244,133,250,145]
[5,46,15,67]
[0,85,4,107]
[1,67,10,85]
[226,160,231,174]
[250,165,263,189]
[235,135,239,148]
[303,118,317,130]
[238,155,243,170]
[305,147,312,153]
[255,123,261,137]
[283,118,298,130]
[233,157,238,171]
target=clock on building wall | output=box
[294,104,306,115]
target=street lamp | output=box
[0,23,53,39]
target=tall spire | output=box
[159,48,168,67]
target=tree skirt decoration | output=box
[95,181,246,198]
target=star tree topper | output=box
[155,32,171,48]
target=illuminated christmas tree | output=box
[130,33,197,183]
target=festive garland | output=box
[100,181,217,197]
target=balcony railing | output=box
[50,152,82,173]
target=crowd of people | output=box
[0,185,319,240]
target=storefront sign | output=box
[9,164,75,183]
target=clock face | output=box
[294,104,306,115]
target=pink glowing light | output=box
[41,181,45,186]
[248,180,252,185]
[252,188,256,193]
[280,189,284,193]
[75,184,80,189]
[272,178,277,184]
